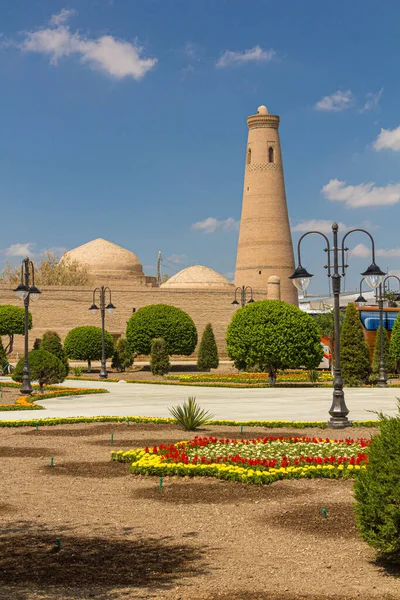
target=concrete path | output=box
[1,377,399,422]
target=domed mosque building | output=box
[2,104,296,356]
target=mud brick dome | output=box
[161,265,234,290]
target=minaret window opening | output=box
[247,148,251,165]
[268,146,274,163]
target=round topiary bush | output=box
[40,330,69,377]
[64,326,114,372]
[12,349,66,392]
[126,304,198,356]
[226,300,323,383]
[354,409,400,564]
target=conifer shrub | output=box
[372,327,394,375]
[64,326,114,372]
[40,331,69,376]
[150,338,170,375]
[111,337,134,372]
[354,406,400,564]
[12,350,66,392]
[126,304,197,356]
[197,323,219,371]
[390,313,400,373]
[340,303,370,386]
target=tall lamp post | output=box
[289,222,385,428]
[232,285,255,308]
[89,286,116,379]
[13,258,41,395]
[374,275,400,388]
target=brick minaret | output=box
[234,105,298,305]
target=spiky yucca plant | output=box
[169,397,214,431]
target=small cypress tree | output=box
[40,331,69,377]
[354,408,400,564]
[372,327,394,374]
[390,313,400,373]
[150,338,170,376]
[197,323,219,371]
[340,303,370,386]
[12,350,66,392]
[111,338,134,372]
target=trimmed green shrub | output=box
[0,305,32,355]
[32,338,41,350]
[12,350,66,392]
[150,338,171,375]
[111,337,134,372]
[169,397,214,431]
[390,313,400,373]
[64,326,114,372]
[0,338,6,365]
[197,323,219,371]
[372,327,394,375]
[226,300,323,384]
[341,303,371,386]
[126,304,197,356]
[40,331,69,376]
[354,407,400,564]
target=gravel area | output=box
[1,422,399,600]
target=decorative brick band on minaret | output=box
[234,105,298,305]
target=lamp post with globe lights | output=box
[232,285,255,308]
[13,257,41,395]
[289,222,385,428]
[89,286,116,379]
[374,275,400,388]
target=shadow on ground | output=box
[40,461,128,479]
[0,521,207,599]
[0,446,64,458]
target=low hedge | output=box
[0,416,379,428]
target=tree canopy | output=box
[0,252,91,287]
[0,305,32,354]
[12,349,66,391]
[226,300,323,383]
[64,326,114,371]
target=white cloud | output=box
[184,41,200,61]
[216,45,275,68]
[291,220,349,234]
[361,87,383,112]
[18,10,157,79]
[50,8,76,27]
[191,217,239,234]
[166,254,187,265]
[373,125,400,151]
[2,243,36,257]
[314,90,354,112]
[350,243,400,258]
[322,178,400,208]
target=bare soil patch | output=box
[1,422,398,600]
[0,387,21,405]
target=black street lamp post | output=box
[289,222,385,428]
[375,275,400,388]
[232,285,255,308]
[13,257,41,395]
[89,286,116,379]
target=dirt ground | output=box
[0,387,21,405]
[1,422,399,600]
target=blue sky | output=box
[1,0,400,294]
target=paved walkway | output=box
[1,378,399,422]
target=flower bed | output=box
[112,434,370,485]
[0,383,108,411]
[165,371,334,385]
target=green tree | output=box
[340,303,371,386]
[150,338,171,375]
[372,327,394,375]
[126,304,197,356]
[40,331,69,377]
[0,337,7,366]
[64,326,114,372]
[354,408,400,564]
[390,313,400,373]
[226,300,323,384]
[12,349,66,392]
[197,323,219,371]
[111,337,134,372]
[0,305,32,355]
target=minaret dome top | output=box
[257,105,269,115]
